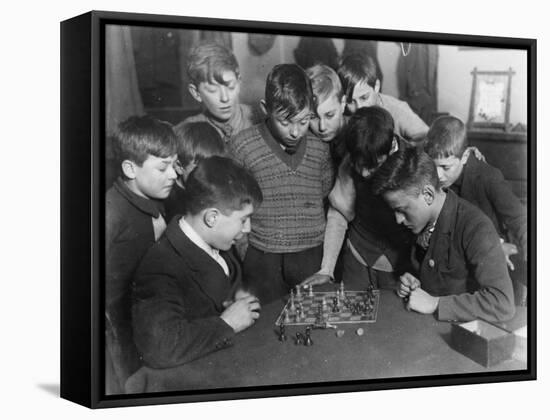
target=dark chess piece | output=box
[295,332,304,345]
[304,327,313,346]
[278,324,287,342]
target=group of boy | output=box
[105,42,527,393]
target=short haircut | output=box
[306,64,344,105]
[264,64,314,119]
[187,43,240,86]
[185,156,263,216]
[371,147,441,197]
[338,53,379,105]
[345,106,395,171]
[113,115,177,167]
[174,122,226,167]
[424,116,468,159]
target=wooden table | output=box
[125,278,527,395]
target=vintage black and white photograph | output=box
[100,15,532,401]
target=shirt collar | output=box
[178,216,220,259]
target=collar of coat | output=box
[113,177,164,218]
[163,217,239,309]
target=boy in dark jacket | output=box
[105,115,178,393]
[424,116,527,301]
[132,156,263,368]
[371,148,515,322]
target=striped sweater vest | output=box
[229,122,334,252]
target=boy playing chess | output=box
[132,156,263,368]
[371,147,515,322]
[424,116,527,301]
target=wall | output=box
[232,35,528,126]
[232,32,300,105]
[437,45,527,124]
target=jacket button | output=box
[428,259,435,268]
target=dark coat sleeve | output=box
[437,217,516,323]
[483,169,528,257]
[132,262,235,369]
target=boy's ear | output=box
[422,184,435,205]
[188,83,202,103]
[259,100,268,116]
[203,208,220,228]
[121,159,138,180]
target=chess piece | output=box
[290,292,296,312]
[308,284,313,297]
[304,327,313,346]
[295,332,304,345]
[284,309,290,323]
[278,324,287,342]
[356,327,364,336]
[296,286,302,299]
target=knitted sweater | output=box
[228,122,334,253]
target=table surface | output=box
[125,282,527,394]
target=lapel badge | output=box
[428,259,435,268]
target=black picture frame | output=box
[60,10,536,409]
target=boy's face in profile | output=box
[309,94,346,142]
[433,155,465,189]
[190,70,240,123]
[266,107,312,149]
[130,154,178,199]
[211,203,254,251]
[383,187,433,234]
[347,79,380,114]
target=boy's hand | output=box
[406,288,440,314]
[397,272,421,298]
[300,272,332,288]
[223,289,257,308]
[501,242,518,271]
[463,146,486,163]
[220,296,261,333]
[234,288,256,301]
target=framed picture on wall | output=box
[468,67,515,130]
[61,10,536,409]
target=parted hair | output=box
[264,64,314,119]
[371,147,441,196]
[345,106,395,171]
[337,53,379,106]
[113,115,177,166]
[424,115,468,159]
[306,64,344,105]
[185,156,263,216]
[174,122,226,167]
[187,43,240,86]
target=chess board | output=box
[275,289,380,326]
